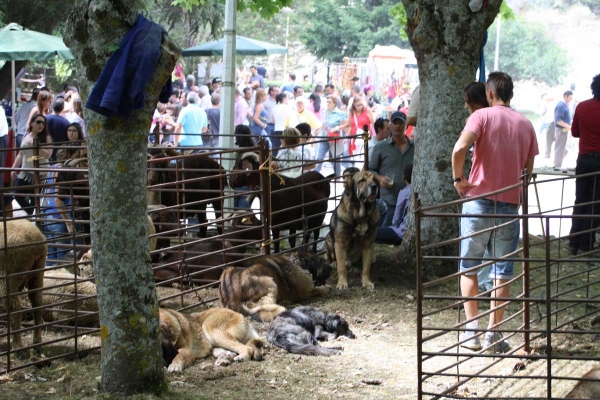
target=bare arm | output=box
[39,135,53,160]
[524,157,535,184]
[452,130,478,198]
[252,104,265,127]
[406,116,417,127]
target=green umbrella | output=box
[0,23,74,128]
[0,23,74,61]
[182,35,288,57]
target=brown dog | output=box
[159,307,263,372]
[219,252,331,322]
[325,170,380,290]
[565,365,600,398]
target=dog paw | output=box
[362,280,375,290]
[337,281,349,290]
[167,363,183,373]
[233,354,249,363]
[214,356,233,367]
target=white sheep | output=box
[0,220,46,349]
[41,268,99,327]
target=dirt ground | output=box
[0,242,597,399]
[0,244,422,400]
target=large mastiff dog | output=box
[159,307,263,372]
[325,170,380,290]
[219,252,331,322]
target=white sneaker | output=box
[483,332,510,353]
[459,331,482,351]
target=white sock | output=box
[466,321,478,332]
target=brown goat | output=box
[0,220,45,349]
[231,152,332,252]
[154,211,263,285]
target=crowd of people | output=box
[0,85,87,263]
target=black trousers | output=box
[569,153,600,251]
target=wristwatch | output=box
[453,176,463,183]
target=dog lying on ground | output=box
[159,307,263,372]
[267,306,355,356]
[219,252,331,322]
[565,365,600,398]
[325,170,380,290]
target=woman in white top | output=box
[11,113,53,214]
[271,93,293,150]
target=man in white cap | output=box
[285,96,322,135]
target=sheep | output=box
[0,220,45,349]
[41,268,99,327]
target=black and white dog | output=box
[267,306,355,356]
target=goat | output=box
[153,211,263,285]
[231,152,332,252]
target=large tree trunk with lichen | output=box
[398,1,500,278]
[63,1,179,395]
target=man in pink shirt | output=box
[451,72,539,353]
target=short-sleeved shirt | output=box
[234,96,249,127]
[276,147,303,178]
[178,103,207,147]
[206,107,220,136]
[285,110,323,131]
[463,106,539,205]
[249,74,265,88]
[554,100,571,127]
[571,98,600,155]
[369,137,414,205]
[264,96,277,124]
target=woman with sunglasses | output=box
[11,113,53,214]
[341,97,374,165]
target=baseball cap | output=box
[295,96,308,105]
[350,76,360,81]
[390,111,407,123]
[212,77,222,84]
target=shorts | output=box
[459,199,520,280]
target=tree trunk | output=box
[399,1,500,278]
[63,1,179,395]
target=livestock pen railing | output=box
[0,129,371,373]
[415,169,600,399]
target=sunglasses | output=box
[34,120,46,125]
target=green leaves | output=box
[484,17,568,85]
[173,0,292,19]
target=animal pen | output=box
[415,171,600,399]
[0,131,367,374]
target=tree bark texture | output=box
[399,0,500,277]
[64,2,179,395]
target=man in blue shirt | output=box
[281,73,297,94]
[375,163,412,245]
[553,90,573,168]
[175,92,207,151]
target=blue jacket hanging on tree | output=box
[87,14,171,120]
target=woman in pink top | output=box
[343,97,374,156]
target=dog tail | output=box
[276,343,341,356]
[242,304,286,322]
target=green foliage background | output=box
[484,17,568,85]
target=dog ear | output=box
[343,174,354,196]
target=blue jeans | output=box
[376,199,388,227]
[375,227,401,245]
[460,199,520,281]
[42,214,70,263]
[314,139,329,172]
[233,186,251,209]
